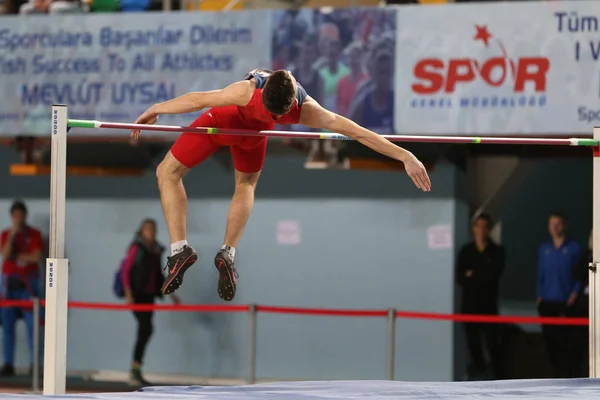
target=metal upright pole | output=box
[247,304,257,384]
[591,126,600,377]
[386,308,396,380]
[32,297,40,393]
[44,105,69,395]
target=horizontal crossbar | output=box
[67,119,599,147]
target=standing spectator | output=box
[121,219,180,386]
[536,212,582,378]
[456,214,505,378]
[0,200,42,377]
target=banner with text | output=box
[0,12,271,136]
[395,1,600,136]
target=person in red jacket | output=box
[0,200,42,377]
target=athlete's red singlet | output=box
[170,68,308,173]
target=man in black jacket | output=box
[456,214,505,378]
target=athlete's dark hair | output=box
[262,70,295,115]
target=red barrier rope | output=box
[257,305,388,317]
[394,310,589,326]
[0,300,588,326]
[0,300,248,313]
[67,301,249,313]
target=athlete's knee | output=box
[234,170,261,190]
[157,151,189,182]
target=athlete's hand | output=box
[131,106,159,140]
[404,154,431,192]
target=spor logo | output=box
[410,25,550,110]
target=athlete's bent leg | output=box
[159,116,219,295]
[156,152,199,295]
[157,152,190,245]
[214,138,266,301]
[214,170,260,302]
[224,170,261,248]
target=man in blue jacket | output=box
[536,212,582,378]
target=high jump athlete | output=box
[130,68,431,302]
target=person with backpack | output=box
[116,219,180,386]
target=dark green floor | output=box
[0,374,144,392]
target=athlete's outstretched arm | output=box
[130,80,254,139]
[299,98,431,192]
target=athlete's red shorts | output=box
[170,106,274,173]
